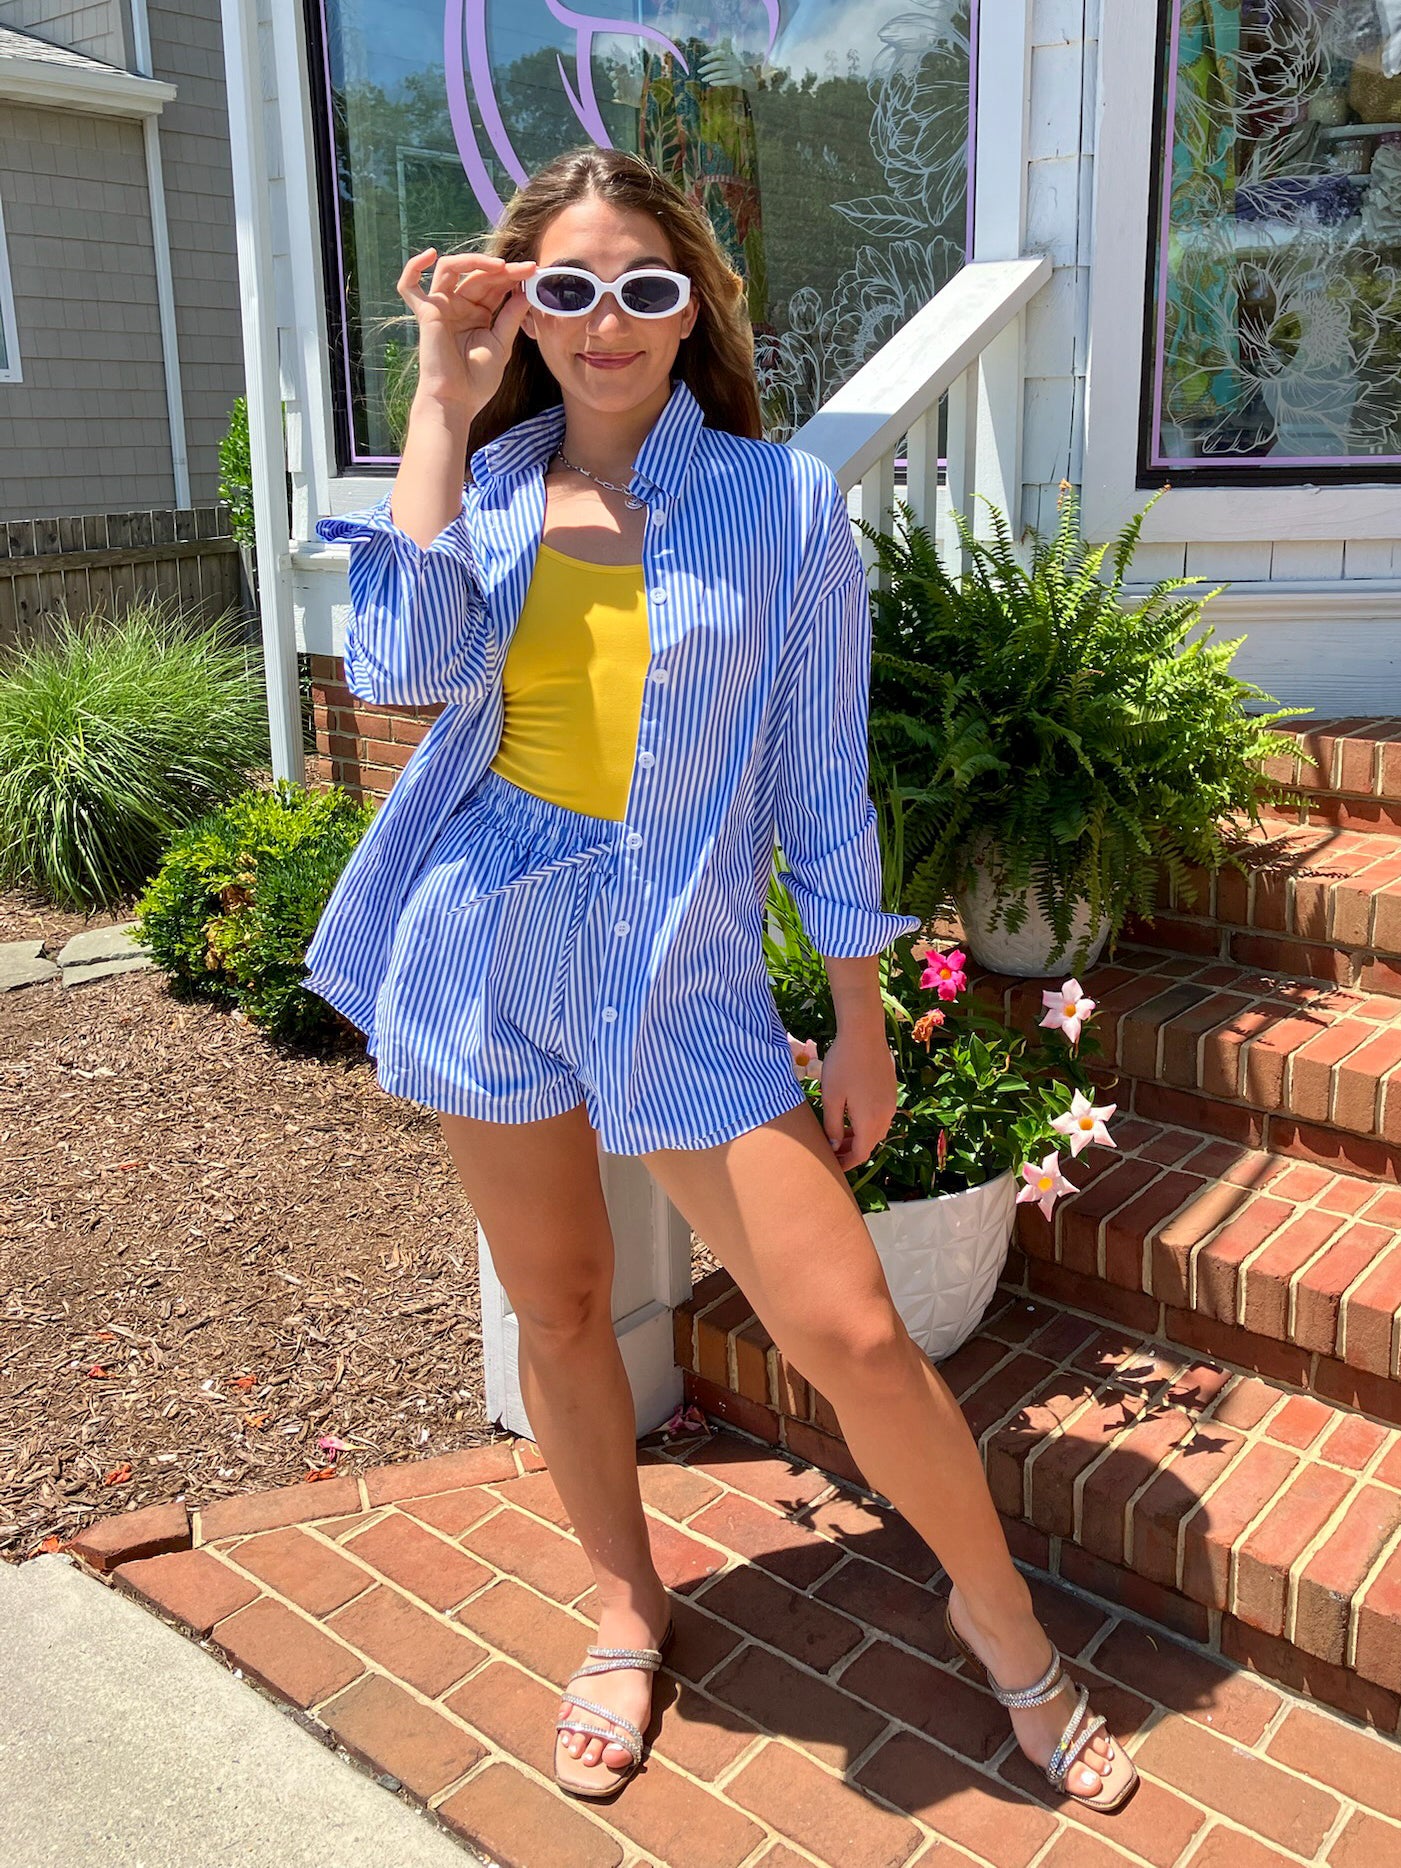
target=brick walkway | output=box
[74,1423,1401,1868]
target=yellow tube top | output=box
[488,542,650,821]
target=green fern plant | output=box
[861,486,1305,964]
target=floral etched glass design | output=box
[1149,0,1401,470]
[317,1,974,462]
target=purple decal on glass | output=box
[466,0,529,188]
[448,2,777,224]
[444,0,507,218]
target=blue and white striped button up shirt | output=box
[304,377,920,1134]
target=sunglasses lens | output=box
[619,274,683,316]
[533,269,597,314]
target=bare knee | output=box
[778,1296,915,1400]
[508,1270,613,1347]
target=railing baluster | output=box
[944,362,978,575]
[904,408,941,538]
[973,311,1025,551]
[860,453,897,589]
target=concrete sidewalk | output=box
[0,1554,470,1867]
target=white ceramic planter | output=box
[864,1171,1018,1362]
[955,844,1108,979]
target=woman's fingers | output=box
[486,282,531,352]
[398,248,536,319]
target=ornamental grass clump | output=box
[0,603,270,911]
[133,779,374,1044]
[862,486,1305,960]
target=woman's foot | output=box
[555,1591,671,1786]
[947,1585,1123,1802]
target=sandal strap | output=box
[987,1646,1065,1709]
[578,1645,664,1674]
[1045,1687,1108,1791]
[556,1692,645,1750]
[555,1717,642,1766]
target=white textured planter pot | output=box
[864,1171,1017,1362]
[955,845,1108,979]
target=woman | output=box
[306,146,1137,1814]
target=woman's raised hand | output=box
[397,247,537,415]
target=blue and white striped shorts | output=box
[366,766,809,1152]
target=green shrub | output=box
[218,396,256,551]
[133,780,375,1044]
[863,488,1305,959]
[0,604,271,911]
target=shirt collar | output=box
[470,377,706,506]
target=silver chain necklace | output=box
[552,447,644,510]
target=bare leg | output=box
[438,1102,668,1782]
[644,1100,1123,1801]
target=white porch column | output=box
[479,1141,695,1439]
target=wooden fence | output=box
[0,504,249,653]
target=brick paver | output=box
[79,1424,1401,1868]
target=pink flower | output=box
[786,1031,823,1082]
[1039,978,1097,1047]
[1051,1090,1117,1157]
[921,948,967,1001]
[662,1402,709,1440]
[1016,1151,1077,1221]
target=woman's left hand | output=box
[818,1023,898,1171]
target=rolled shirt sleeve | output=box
[314,492,495,710]
[774,475,923,958]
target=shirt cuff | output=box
[786,884,922,959]
[314,492,475,572]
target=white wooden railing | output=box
[791,255,1051,574]
[480,256,1052,1438]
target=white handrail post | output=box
[220,0,303,786]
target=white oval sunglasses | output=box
[523,265,692,319]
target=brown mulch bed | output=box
[1,886,710,1562]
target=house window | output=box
[0,191,19,383]
[1147,0,1401,476]
[310,1,975,466]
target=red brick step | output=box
[1265,720,1401,834]
[1128,823,1401,996]
[676,1273,1401,1732]
[974,952,1401,1181]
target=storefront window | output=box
[313,1,975,464]
[1149,0,1401,473]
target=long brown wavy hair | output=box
[464,145,762,469]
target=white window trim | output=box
[0,189,19,384]
[1082,5,1401,544]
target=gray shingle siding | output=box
[0,0,243,516]
[0,2,130,68]
[0,100,171,516]
[146,0,242,505]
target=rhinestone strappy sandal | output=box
[943,1600,1139,1813]
[553,1618,675,1799]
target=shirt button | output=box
[614,920,630,937]
[638,750,655,768]
[651,668,669,684]
[653,505,668,527]
[650,587,668,604]
[602,1005,618,1022]
[624,830,643,850]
